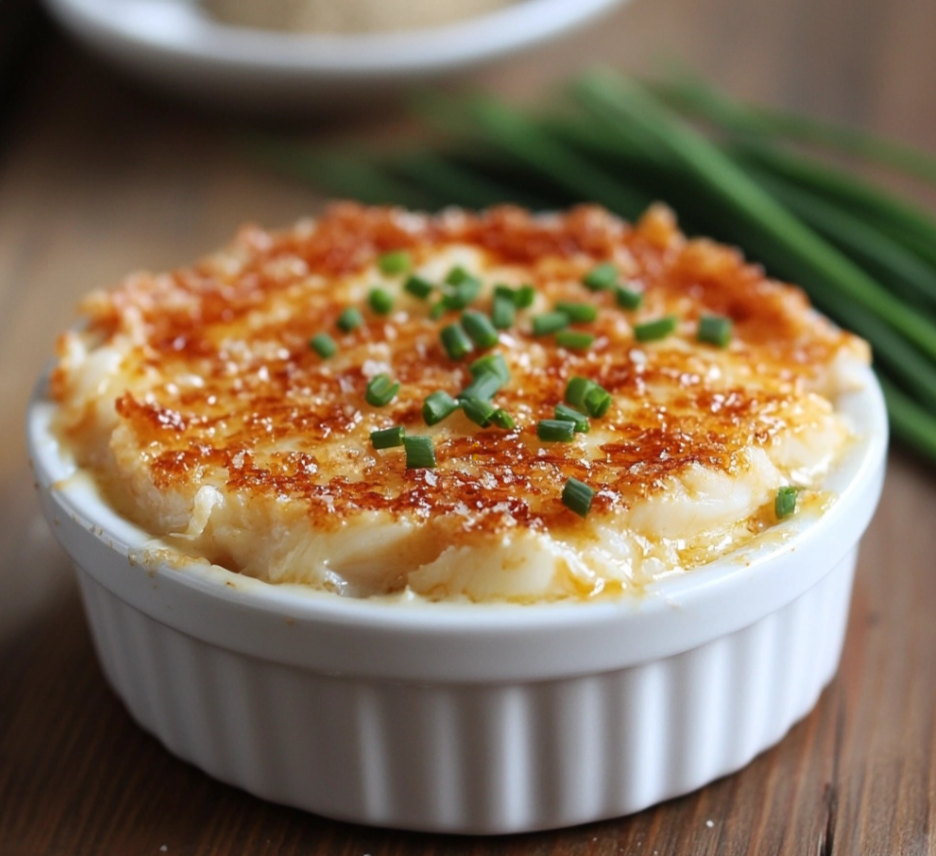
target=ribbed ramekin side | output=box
[73,547,858,835]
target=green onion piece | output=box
[445,265,472,285]
[537,419,576,442]
[365,373,400,407]
[532,311,570,336]
[494,283,536,308]
[404,435,437,469]
[443,277,482,310]
[554,404,590,433]
[584,385,612,418]
[556,301,598,323]
[429,300,447,319]
[565,376,598,408]
[775,486,798,518]
[422,391,460,425]
[370,425,405,449]
[562,477,595,518]
[368,287,394,315]
[583,262,618,291]
[404,274,434,300]
[460,368,504,401]
[634,315,678,342]
[470,353,510,382]
[555,330,595,350]
[490,409,516,430]
[440,324,475,360]
[378,250,411,275]
[462,396,497,427]
[615,285,644,310]
[336,307,364,333]
[308,332,337,359]
[491,293,516,329]
[697,314,733,347]
[461,310,500,349]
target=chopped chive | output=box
[565,376,598,408]
[462,396,497,427]
[445,265,472,285]
[440,324,474,360]
[562,477,595,518]
[460,368,505,401]
[443,277,482,310]
[697,314,733,347]
[336,307,364,332]
[470,353,510,382]
[491,293,516,329]
[494,283,536,308]
[368,287,394,315]
[365,373,400,407]
[615,285,644,310]
[422,391,460,425]
[308,332,337,358]
[634,315,678,342]
[532,311,570,336]
[556,301,599,323]
[583,262,618,291]
[555,330,595,350]
[584,385,612,418]
[537,419,576,442]
[429,300,447,319]
[370,425,405,449]
[404,274,434,300]
[378,249,411,275]
[461,310,500,349]
[554,404,590,433]
[775,485,798,518]
[490,409,516,430]
[404,435,436,469]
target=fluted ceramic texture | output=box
[76,547,855,834]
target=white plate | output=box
[42,0,629,110]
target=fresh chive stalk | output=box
[460,368,505,401]
[336,307,364,332]
[491,293,516,329]
[422,391,460,426]
[378,250,411,275]
[565,376,597,409]
[532,311,570,336]
[370,425,405,449]
[309,332,337,358]
[537,419,576,442]
[697,314,733,347]
[634,315,678,342]
[461,310,500,348]
[470,353,510,382]
[404,275,434,300]
[368,287,394,315]
[404,435,437,469]
[462,396,497,427]
[562,477,595,517]
[490,409,516,430]
[554,404,590,433]
[365,374,400,407]
[556,301,599,323]
[615,285,643,310]
[775,486,798,518]
[584,385,612,418]
[440,324,474,360]
[583,262,618,291]
[556,330,595,350]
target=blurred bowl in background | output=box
[41,0,630,112]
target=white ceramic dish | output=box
[41,0,629,110]
[28,368,887,834]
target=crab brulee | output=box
[50,203,869,602]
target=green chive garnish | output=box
[490,409,516,430]
[565,376,598,408]
[442,277,482,310]
[378,250,411,275]
[494,283,536,308]
[368,287,394,315]
[615,285,643,310]
[634,315,678,342]
[556,301,598,322]
[422,391,460,426]
[583,262,618,291]
[440,324,474,360]
[584,386,612,418]
[491,294,516,329]
[309,332,337,359]
[336,307,364,333]
[404,275,434,300]
[470,353,510,383]
[555,330,595,350]
[532,311,570,336]
[775,486,798,518]
[562,477,595,518]
[461,310,499,349]
[554,404,590,433]
[404,435,436,469]
[365,374,400,407]
[429,300,447,319]
[445,265,472,285]
[697,314,733,347]
[460,368,505,401]
[537,419,576,442]
[462,396,496,427]
[370,425,405,449]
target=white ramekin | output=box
[27,367,887,834]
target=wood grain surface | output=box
[2,0,935,852]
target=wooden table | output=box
[2,1,935,853]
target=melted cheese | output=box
[50,203,869,601]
